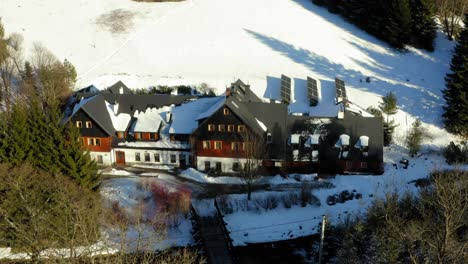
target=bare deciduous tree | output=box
[436,0,468,40]
[239,128,265,200]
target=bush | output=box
[150,182,191,227]
[443,141,468,165]
[300,184,320,207]
[254,194,279,210]
[282,191,300,208]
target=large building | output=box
[65,79,384,175]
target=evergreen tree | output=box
[384,0,412,49]
[7,104,32,165]
[409,0,437,51]
[443,14,468,138]
[379,92,399,145]
[0,113,8,163]
[63,59,77,86]
[59,124,100,190]
[406,119,425,156]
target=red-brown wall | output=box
[195,140,248,158]
[81,136,112,152]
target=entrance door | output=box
[116,151,126,165]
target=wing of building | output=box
[64,79,384,175]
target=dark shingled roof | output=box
[229,79,262,103]
[103,81,133,94]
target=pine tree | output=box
[443,14,468,138]
[379,92,399,145]
[406,119,424,156]
[384,0,412,49]
[409,0,437,51]
[59,124,100,190]
[7,104,32,165]
[63,59,77,86]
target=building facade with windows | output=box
[65,80,384,175]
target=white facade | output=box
[195,156,260,173]
[89,151,113,166]
[113,148,191,167]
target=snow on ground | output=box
[180,168,318,186]
[0,0,458,147]
[100,177,193,250]
[223,148,468,246]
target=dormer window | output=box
[76,121,82,128]
[335,134,350,159]
[85,121,92,128]
[355,136,369,158]
[223,108,230,115]
[267,133,272,143]
[135,133,141,140]
[117,132,125,139]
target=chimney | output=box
[226,87,232,97]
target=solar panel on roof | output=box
[307,77,319,106]
[335,78,347,100]
[280,74,291,104]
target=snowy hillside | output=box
[0,0,457,146]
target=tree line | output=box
[311,0,437,50]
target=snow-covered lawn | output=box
[223,148,467,245]
[180,168,319,186]
[1,0,458,147]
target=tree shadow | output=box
[263,76,281,101]
[244,28,446,126]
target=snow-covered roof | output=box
[196,96,225,120]
[171,97,222,134]
[131,108,164,132]
[105,100,131,131]
[335,134,350,148]
[355,136,369,149]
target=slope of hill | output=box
[0,0,457,147]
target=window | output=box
[150,133,158,140]
[204,161,211,171]
[135,152,141,161]
[242,142,252,152]
[231,142,240,152]
[134,133,141,140]
[76,121,82,128]
[202,141,211,149]
[218,124,225,132]
[232,162,240,171]
[360,162,368,169]
[214,141,222,150]
[85,121,92,128]
[216,162,222,172]
[144,153,150,162]
[80,137,85,145]
[238,125,246,133]
[170,154,177,163]
[87,138,93,146]
[179,154,186,163]
[267,133,272,143]
[208,124,215,132]
[117,132,125,139]
[95,138,101,146]
[223,108,230,115]
[154,153,160,162]
[228,125,235,132]
[97,155,103,165]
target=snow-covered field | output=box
[1,0,465,258]
[0,0,459,147]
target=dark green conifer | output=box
[7,104,32,165]
[443,14,468,138]
[409,0,437,51]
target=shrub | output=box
[406,119,425,156]
[282,191,300,208]
[150,182,191,227]
[301,184,313,207]
[443,141,468,165]
[254,194,279,211]
[217,195,233,215]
